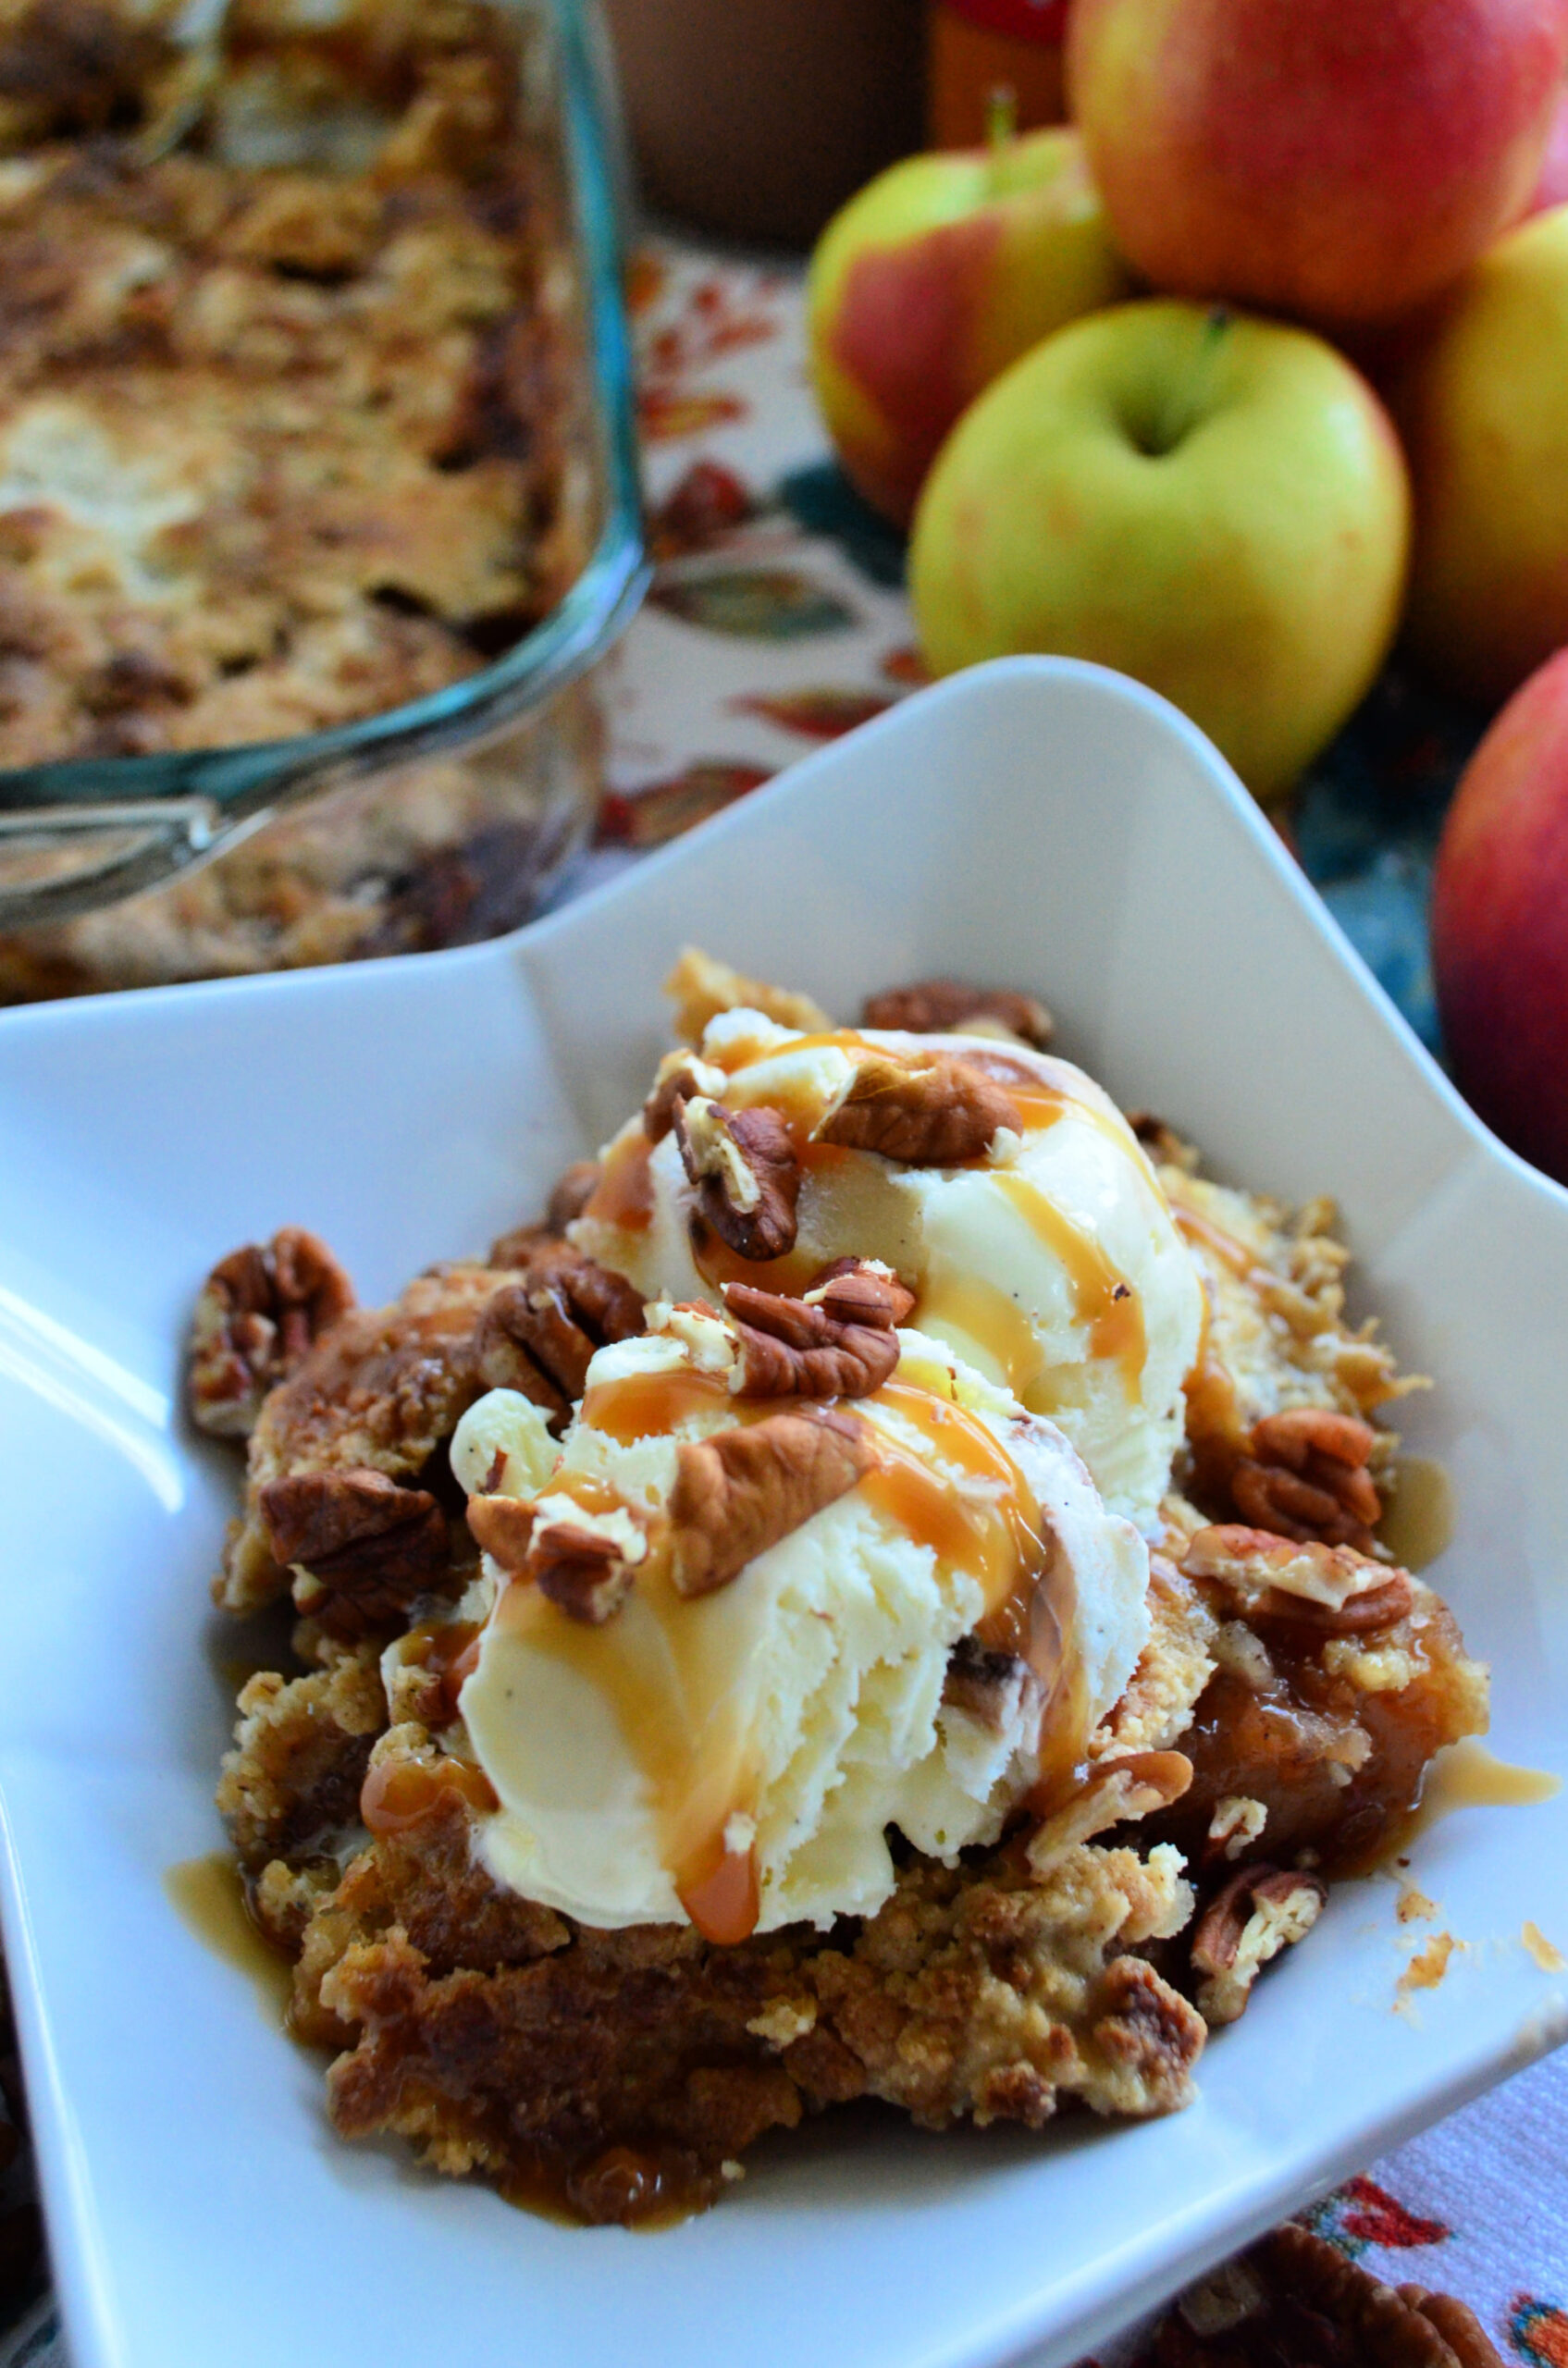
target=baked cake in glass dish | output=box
[0,0,592,999]
[192,952,1488,2226]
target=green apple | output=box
[808,125,1130,530]
[1390,206,1568,704]
[908,301,1411,800]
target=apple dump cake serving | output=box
[191,952,1488,2224]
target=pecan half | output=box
[259,1467,450,1637]
[1230,1406,1381,1552]
[1189,1862,1327,2026]
[1027,1749,1193,1875]
[1162,2225,1504,2368]
[667,1405,873,1597]
[861,978,1054,1049]
[468,1491,649,1624]
[643,1050,726,1143]
[817,1050,1019,1165]
[723,1265,908,1399]
[475,1240,645,1423]
[527,1529,636,1624]
[464,1492,537,1571]
[806,1258,916,1328]
[188,1227,353,1437]
[673,1095,801,1260]
[1181,1523,1414,1634]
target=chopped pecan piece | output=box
[806,1258,916,1329]
[1204,1794,1268,1865]
[188,1227,354,1438]
[259,1467,450,1637]
[817,1050,1019,1165]
[643,1050,727,1143]
[475,1240,645,1422]
[1027,1750,1193,1875]
[1181,1523,1414,1634]
[1189,1862,1327,2026]
[722,1271,904,1399]
[1230,1406,1382,1552]
[667,1406,874,1597]
[527,1518,641,1625]
[861,978,1054,1049]
[464,1492,537,1572]
[673,1095,801,1260]
[468,1490,649,1624]
[942,1635,1042,1735]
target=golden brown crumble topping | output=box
[0,0,592,1005]
[0,0,570,771]
[197,973,1489,2223]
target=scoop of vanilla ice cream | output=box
[572,1014,1204,1530]
[451,1321,1149,1938]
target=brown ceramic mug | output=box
[601,0,924,246]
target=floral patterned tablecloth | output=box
[2,234,1563,2368]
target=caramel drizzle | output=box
[864,1380,1084,1801]
[990,1171,1146,1392]
[914,1272,1048,1400]
[686,1209,825,1298]
[580,1363,735,1444]
[580,1129,656,1233]
[495,1556,761,1944]
[1173,1199,1261,1280]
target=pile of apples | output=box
[806,0,1568,1183]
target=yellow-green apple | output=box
[807,126,1130,529]
[908,302,1410,802]
[1431,647,1568,1182]
[1067,0,1568,328]
[1390,206,1568,702]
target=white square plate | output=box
[2,657,1565,2368]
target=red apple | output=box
[1524,80,1568,211]
[1431,646,1568,1184]
[807,125,1130,527]
[1068,0,1568,327]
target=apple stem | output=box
[1152,305,1231,457]
[985,82,1018,153]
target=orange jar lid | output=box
[928,0,1068,146]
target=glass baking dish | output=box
[0,0,646,997]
